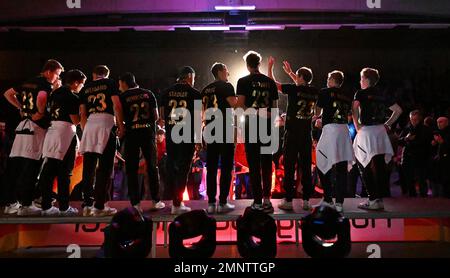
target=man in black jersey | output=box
[79,65,125,216]
[237,51,278,213]
[118,72,165,212]
[352,68,402,210]
[268,56,317,211]
[3,59,63,216]
[314,70,353,212]
[37,69,86,216]
[160,66,202,214]
[202,62,237,214]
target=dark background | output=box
[1,28,450,125]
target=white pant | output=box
[316,123,354,174]
[9,119,46,160]
[353,125,393,168]
[79,113,115,155]
[42,121,77,160]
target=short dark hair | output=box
[65,69,86,85]
[328,70,344,87]
[177,66,195,81]
[243,51,261,69]
[211,62,226,79]
[361,68,380,87]
[93,65,110,77]
[42,59,64,73]
[296,67,313,84]
[119,72,138,88]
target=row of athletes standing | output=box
[2,51,401,217]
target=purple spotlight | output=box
[215,5,256,11]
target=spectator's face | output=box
[410,114,421,127]
[437,117,449,130]
[156,133,165,143]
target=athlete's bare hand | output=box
[268,56,275,69]
[117,126,126,139]
[315,119,322,129]
[405,133,416,141]
[31,112,43,122]
[282,61,293,75]
[53,78,62,90]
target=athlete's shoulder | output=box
[201,82,215,93]
[83,80,96,88]
[354,88,365,100]
[237,74,252,83]
[190,86,202,97]
[319,87,332,94]
[52,85,69,95]
[307,85,319,94]
[34,76,53,92]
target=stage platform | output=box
[2,198,450,257]
[1,198,450,224]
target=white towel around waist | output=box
[79,113,115,155]
[9,119,47,160]
[42,121,77,160]
[316,123,354,174]
[353,124,393,168]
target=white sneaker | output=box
[60,206,79,216]
[171,202,191,215]
[303,200,312,211]
[149,200,165,211]
[83,206,94,216]
[217,203,235,213]
[4,202,21,215]
[335,203,343,213]
[92,206,117,217]
[42,206,60,216]
[358,199,384,210]
[33,198,57,209]
[17,205,42,216]
[32,198,42,209]
[278,199,293,210]
[250,202,263,211]
[316,200,335,209]
[207,203,216,214]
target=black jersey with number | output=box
[161,83,202,141]
[48,86,80,124]
[280,84,318,130]
[237,73,278,110]
[202,80,235,113]
[13,76,53,128]
[316,87,352,126]
[201,80,235,142]
[80,78,118,116]
[120,88,158,130]
[354,86,396,126]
